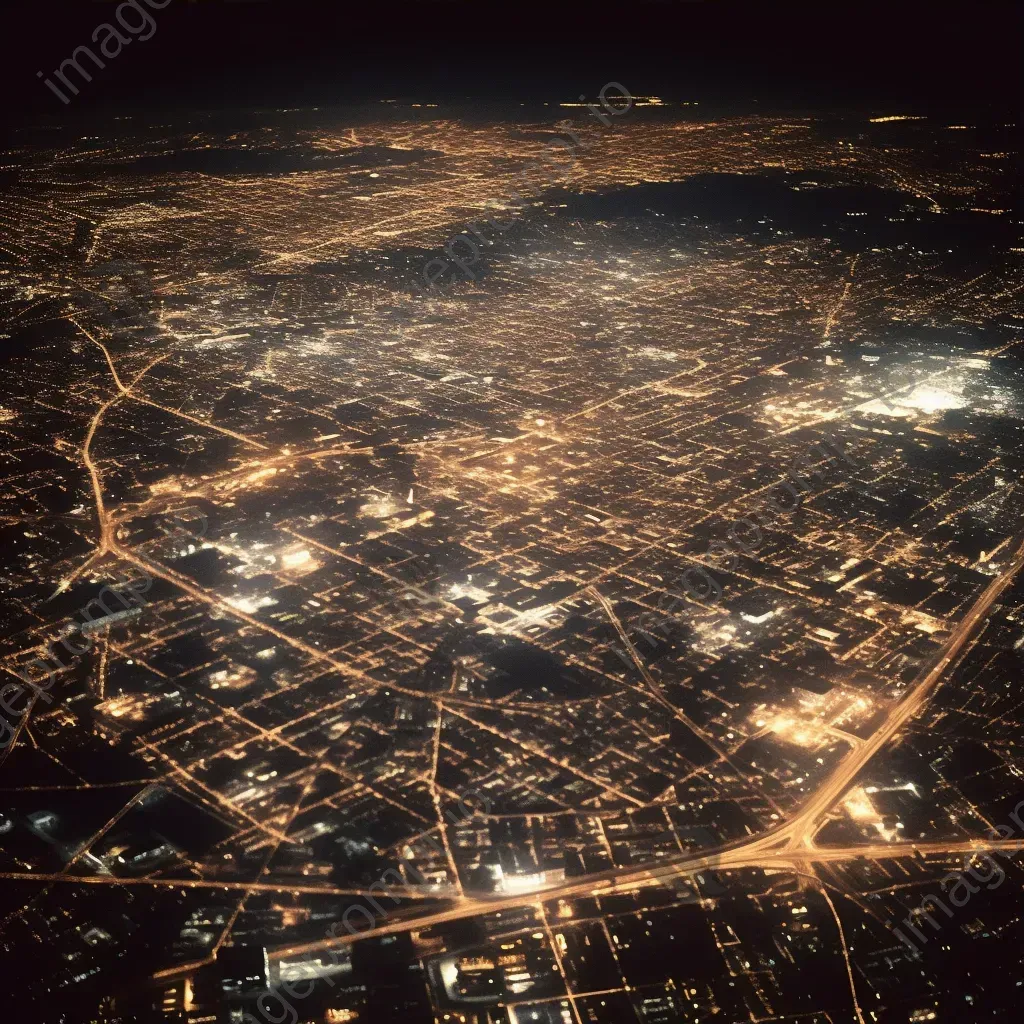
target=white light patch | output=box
[448,581,494,604]
[360,496,403,518]
[281,548,313,570]
[902,385,965,414]
[635,347,678,361]
[225,595,277,614]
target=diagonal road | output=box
[138,534,1024,983]
[261,534,1024,962]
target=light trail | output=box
[259,837,1024,968]
[783,533,1024,849]
[73,319,269,451]
[0,871,445,899]
[28,498,1023,981]
[249,538,1024,962]
[10,836,1017,904]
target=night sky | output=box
[4,0,1021,123]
